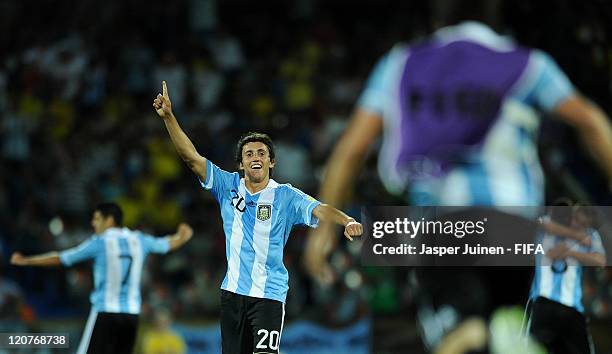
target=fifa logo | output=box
[257,204,272,221]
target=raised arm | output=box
[11,252,61,267]
[554,95,612,185]
[318,109,383,210]
[312,204,363,241]
[304,110,380,282]
[165,223,194,251]
[153,81,207,181]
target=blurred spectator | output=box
[153,52,187,114]
[123,34,155,97]
[142,308,187,354]
[273,127,313,188]
[189,0,218,41]
[191,57,225,112]
[1,109,35,162]
[208,27,245,74]
[81,58,108,109]
[42,34,88,100]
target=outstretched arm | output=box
[312,204,363,241]
[555,96,612,186]
[11,252,61,267]
[153,81,207,181]
[165,223,194,251]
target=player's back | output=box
[397,24,529,157]
[91,228,149,314]
[363,21,574,206]
[60,227,169,314]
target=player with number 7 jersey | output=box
[10,202,194,354]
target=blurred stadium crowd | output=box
[0,0,611,348]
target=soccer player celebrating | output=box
[10,202,193,354]
[528,204,606,354]
[153,81,363,354]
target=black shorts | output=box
[528,296,592,354]
[220,290,285,354]
[77,311,139,354]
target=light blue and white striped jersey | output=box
[358,21,575,206]
[59,227,170,314]
[529,218,606,312]
[200,159,321,303]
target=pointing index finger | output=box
[162,81,168,98]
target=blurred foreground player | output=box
[528,204,606,354]
[306,0,612,352]
[11,202,193,354]
[153,81,363,354]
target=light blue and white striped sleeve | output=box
[285,186,321,228]
[59,237,100,266]
[356,53,391,116]
[198,159,239,202]
[139,232,170,255]
[514,50,575,112]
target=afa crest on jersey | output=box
[257,204,272,221]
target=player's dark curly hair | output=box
[95,202,123,226]
[235,132,276,176]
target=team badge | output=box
[257,204,272,221]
